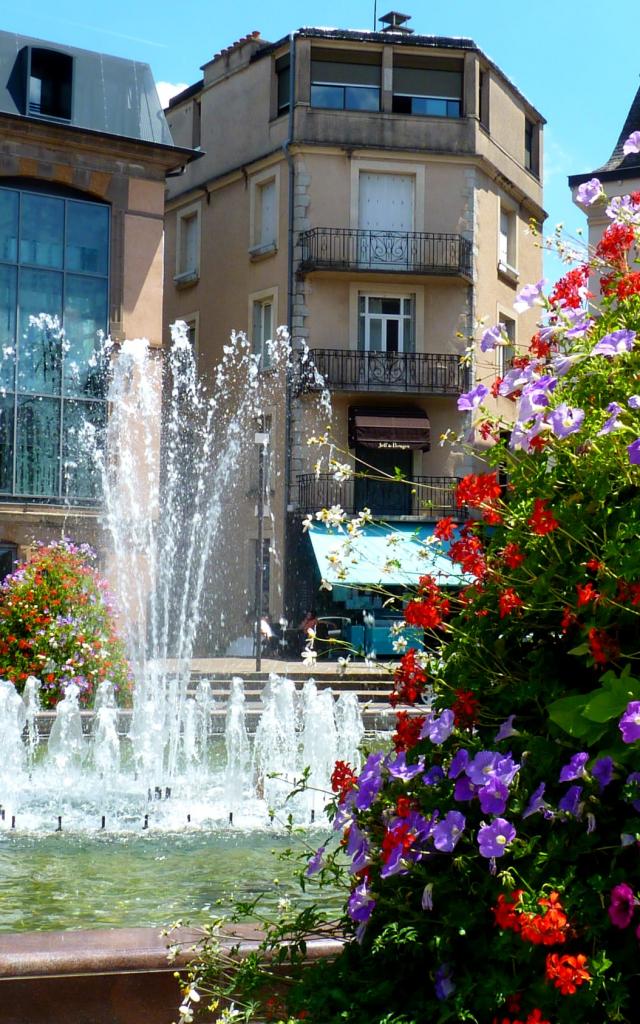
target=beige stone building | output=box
[164,13,545,649]
[0,30,191,576]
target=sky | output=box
[3,0,639,282]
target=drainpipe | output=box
[282,32,296,620]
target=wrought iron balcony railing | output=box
[299,349,469,395]
[297,473,467,520]
[298,228,472,278]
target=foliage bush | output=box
[177,172,640,1023]
[0,540,130,708]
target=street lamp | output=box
[254,425,270,672]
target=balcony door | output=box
[357,173,414,268]
[354,444,412,516]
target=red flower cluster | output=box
[501,542,525,569]
[549,264,590,309]
[404,575,451,631]
[560,606,578,634]
[528,499,559,535]
[452,688,480,729]
[493,993,551,1024]
[588,627,619,666]
[330,760,358,802]
[449,527,487,579]
[381,819,418,863]
[434,516,456,541]
[576,582,599,606]
[392,710,426,752]
[596,221,636,270]
[390,649,428,707]
[615,271,640,300]
[456,472,503,524]
[545,953,590,996]
[499,587,524,618]
[617,579,640,606]
[528,332,552,359]
[494,890,570,946]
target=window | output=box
[276,55,290,116]
[392,57,462,118]
[252,296,274,370]
[358,295,415,353]
[0,542,18,580]
[310,51,380,112]
[0,183,109,502]
[253,178,277,252]
[525,118,539,176]
[175,204,200,282]
[498,205,517,273]
[497,316,516,376]
[28,48,73,121]
[479,70,490,130]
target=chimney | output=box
[378,11,414,35]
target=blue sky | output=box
[4,0,639,281]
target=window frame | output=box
[0,181,110,503]
[349,282,425,354]
[249,287,278,371]
[496,313,517,377]
[174,201,201,284]
[249,165,280,258]
[497,201,518,279]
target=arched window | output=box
[0,181,109,502]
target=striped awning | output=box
[349,406,431,451]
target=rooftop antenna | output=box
[373,1,377,31]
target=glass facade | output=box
[0,184,109,502]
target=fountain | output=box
[0,326,364,845]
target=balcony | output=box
[297,473,467,520]
[299,349,469,396]
[298,228,472,279]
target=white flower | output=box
[319,578,333,591]
[392,636,408,653]
[332,461,353,482]
[178,1005,194,1023]
[389,621,406,636]
[301,646,317,667]
[385,533,403,546]
[302,514,314,533]
[337,656,351,676]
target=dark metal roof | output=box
[168,79,205,109]
[0,29,174,146]
[569,81,640,187]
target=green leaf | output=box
[547,693,607,740]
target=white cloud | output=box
[156,81,189,109]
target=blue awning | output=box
[307,523,467,588]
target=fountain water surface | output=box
[0,326,360,836]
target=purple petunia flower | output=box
[598,402,623,436]
[448,749,469,779]
[454,776,477,802]
[559,751,589,782]
[346,823,370,874]
[558,785,583,818]
[513,279,546,314]
[347,880,376,924]
[423,765,445,786]
[354,752,385,811]
[421,884,434,910]
[592,756,614,791]
[420,709,455,745]
[306,845,326,877]
[457,383,489,412]
[575,178,603,206]
[609,883,637,928]
[466,751,519,788]
[549,403,585,439]
[477,817,516,858]
[432,810,466,853]
[627,438,640,466]
[478,778,509,816]
[495,715,518,742]
[481,324,504,352]
[628,395,640,410]
[623,131,640,155]
[518,380,554,422]
[434,964,455,1000]
[619,701,640,743]
[523,781,548,819]
[387,751,425,781]
[590,329,636,358]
